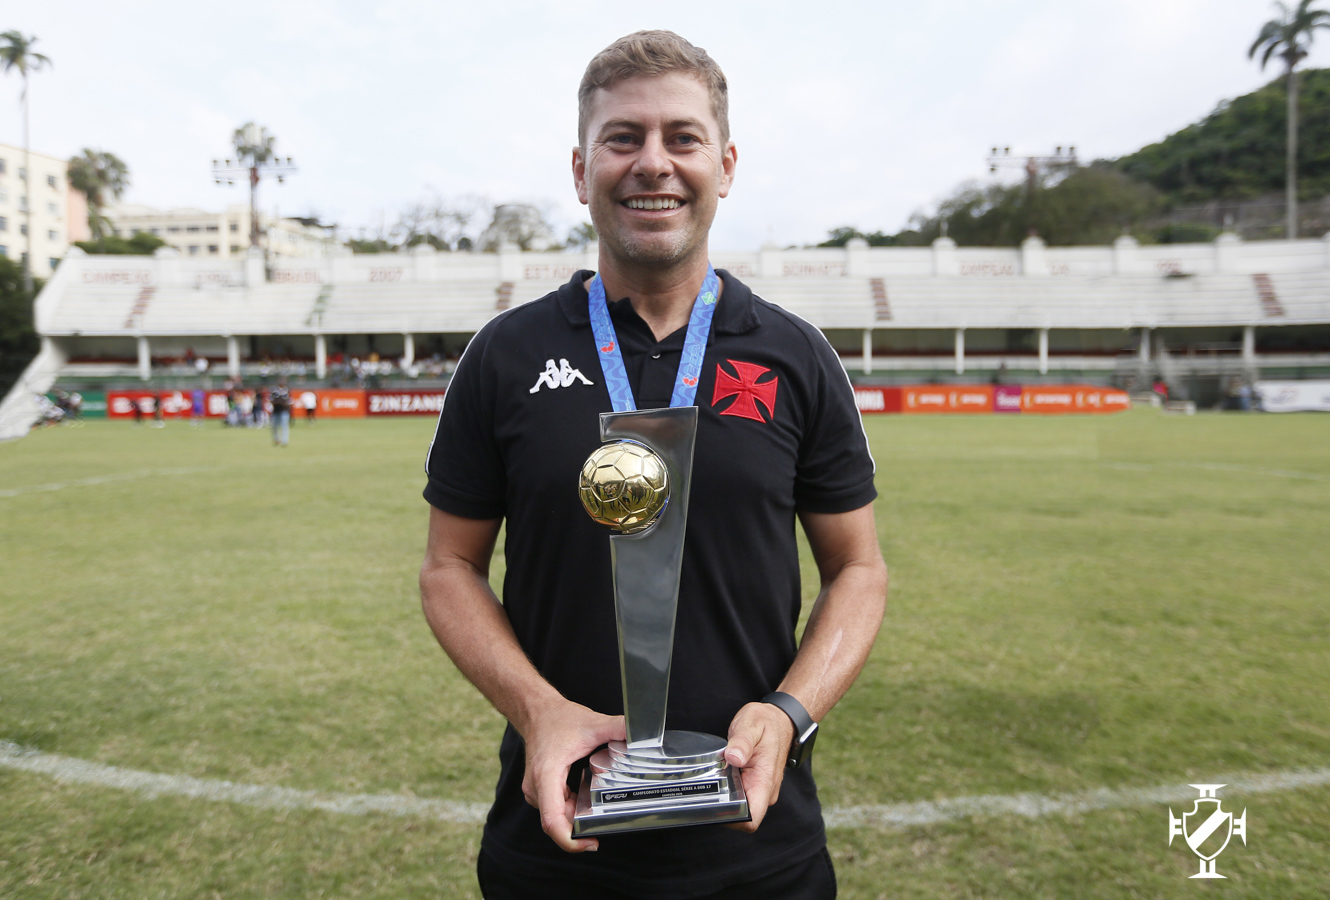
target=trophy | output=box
[571,406,751,836]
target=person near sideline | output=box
[419,31,886,899]
[270,383,292,447]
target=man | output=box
[420,31,886,899]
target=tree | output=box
[1249,0,1330,237]
[0,31,52,294]
[0,254,41,397]
[564,222,597,250]
[476,203,558,251]
[67,149,130,240]
[74,232,166,255]
[392,192,487,251]
[231,122,280,248]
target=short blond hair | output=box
[578,30,729,147]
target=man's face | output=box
[573,72,736,271]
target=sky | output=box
[4,0,1328,251]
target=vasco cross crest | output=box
[1168,784,1247,879]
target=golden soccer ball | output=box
[579,440,670,533]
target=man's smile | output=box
[622,196,684,211]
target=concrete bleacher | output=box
[18,235,1330,391]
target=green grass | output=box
[1,411,1327,898]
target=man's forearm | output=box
[419,557,562,736]
[777,559,887,721]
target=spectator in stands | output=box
[270,382,292,447]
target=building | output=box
[0,142,83,278]
[104,203,336,260]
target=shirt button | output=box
[651,351,661,359]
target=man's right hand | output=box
[519,699,625,853]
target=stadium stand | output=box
[2,234,1328,438]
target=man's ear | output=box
[572,146,589,205]
[717,141,738,199]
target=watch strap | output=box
[761,691,818,768]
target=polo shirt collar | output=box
[556,268,760,336]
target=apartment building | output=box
[0,142,83,278]
[105,203,336,259]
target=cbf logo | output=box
[1168,784,1247,879]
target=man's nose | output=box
[632,132,672,179]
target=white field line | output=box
[2,741,1325,829]
[0,741,490,823]
[0,467,222,499]
[0,456,368,500]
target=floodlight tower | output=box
[211,122,297,250]
[987,146,1079,201]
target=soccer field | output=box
[1,411,1327,898]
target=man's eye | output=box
[610,134,636,145]
[675,135,697,145]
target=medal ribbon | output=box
[588,266,720,412]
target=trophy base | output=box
[571,731,751,836]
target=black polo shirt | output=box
[424,270,876,897]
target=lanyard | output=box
[587,266,720,412]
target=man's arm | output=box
[723,502,888,831]
[419,505,625,853]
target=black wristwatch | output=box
[761,691,818,769]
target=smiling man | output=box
[420,31,887,899]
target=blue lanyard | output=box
[588,266,720,412]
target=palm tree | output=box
[1249,1,1330,239]
[0,31,53,294]
[233,122,276,249]
[67,149,130,240]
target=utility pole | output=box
[211,124,297,253]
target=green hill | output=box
[1117,67,1330,202]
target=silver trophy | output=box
[572,406,751,836]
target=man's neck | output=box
[593,249,714,342]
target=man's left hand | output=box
[722,701,795,832]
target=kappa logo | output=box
[1168,784,1247,879]
[529,358,594,394]
[712,360,778,423]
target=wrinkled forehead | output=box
[583,72,721,141]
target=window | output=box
[48,230,58,241]
[188,245,200,255]
[186,225,200,233]
[19,224,26,236]
[47,202,58,215]
[0,159,6,173]
[230,244,241,254]
[0,245,6,256]
[208,245,219,254]
[229,222,239,232]
[167,226,180,233]
[0,216,6,231]
[49,258,59,270]
[206,224,218,232]
[0,188,7,202]
[47,175,57,189]
[18,167,26,180]
[18,196,26,211]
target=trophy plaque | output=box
[571,406,751,836]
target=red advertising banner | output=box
[853,387,902,414]
[1021,385,1129,414]
[313,389,367,418]
[108,390,196,419]
[366,389,448,416]
[901,385,993,414]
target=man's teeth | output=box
[626,198,681,210]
